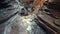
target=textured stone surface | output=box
[3,14,46,34]
[0,0,19,23]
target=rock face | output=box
[4,14,46,34]
[0,0,19,23]
[0,0,60,34]
[0,0,46,34]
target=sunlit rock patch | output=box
[4,14,46,34]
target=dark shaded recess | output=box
[48,3,60,10]
[44,9,58,19]
[20,13,28,16]
[29,0,33,4]
[44,2,60,11]
[0,11,18,24]
[20,11,28,16]
[24,6,28,10]
[20,8,28,16]
[0,0,5,2]
[44,9,50,12]
[0,0,11,9]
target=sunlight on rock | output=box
[27,25,32,31]
[21,16,32,24]
[21,14,35,31]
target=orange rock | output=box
[32,0,46,14]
